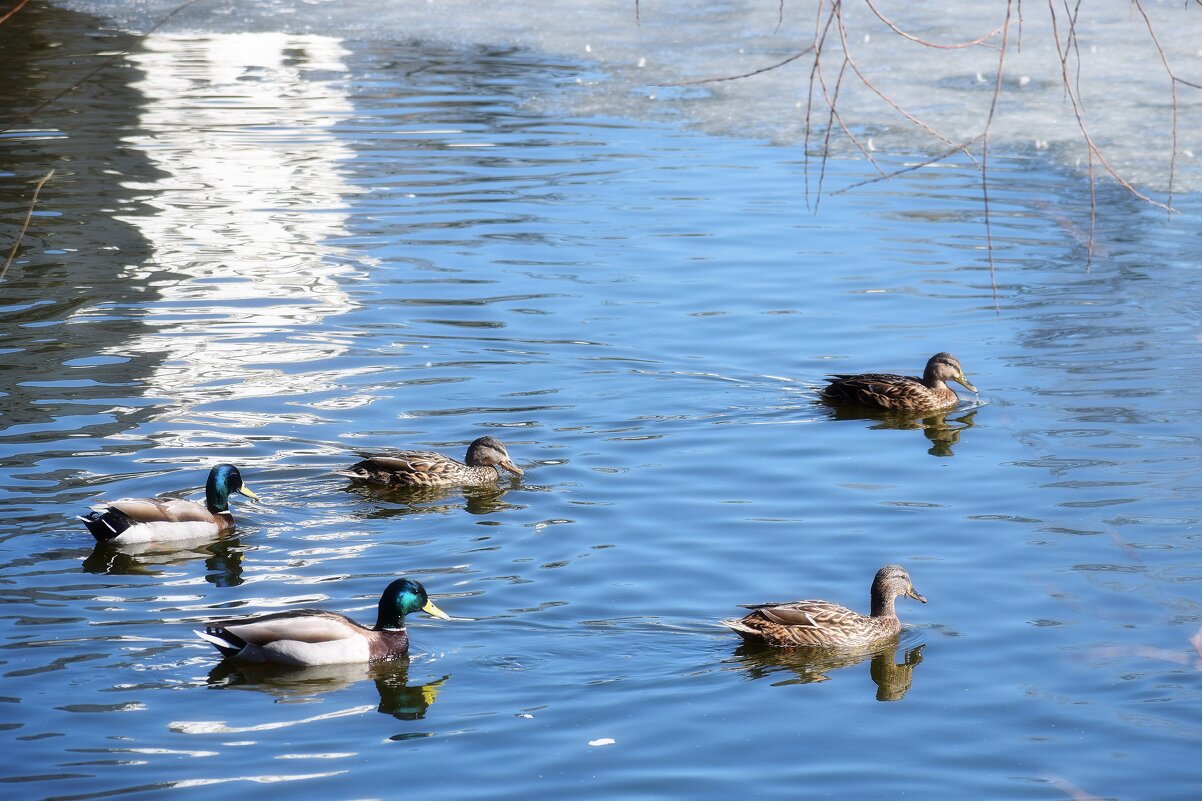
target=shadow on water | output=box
[82,535,247,586]
[728,637,926,702]
[206,658,449,722]
[822,404,979,458]
[0,4,166,458]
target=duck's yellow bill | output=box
[957,374,978,393]
[238,485,262,501]
[423,599,451,620]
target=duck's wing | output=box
[207,610,362,646]
[346,449,451,473]
[101,497,215,524]
[342,451,463,481]
[740,599,859,629]
[822,372,926,410]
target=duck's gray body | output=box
[195,577,448,667]
[197,610,407,666]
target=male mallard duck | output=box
[722,565,927,648]
[78,464,260,544]
[822,352,976,412]
[195,577,449,666]
[338,435,523,487]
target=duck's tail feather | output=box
[720,618,759,636]
[195,628,246,658]
[78,508,135,542]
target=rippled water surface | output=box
[3,5,1202,800]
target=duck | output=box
[338,435,523,487]
[722,565,927,648]
[195,577,449,666]
[78,464,260,544]
[821,352,976,412]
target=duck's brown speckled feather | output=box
[822,372,957,412]
[345,452,500,487]
[338,436,522,488]
[724,599,900,647]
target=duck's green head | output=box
[378,577,450,630]
[204,464,261,513]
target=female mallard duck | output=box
[822,352,976,412]
[338,435,523,487]
[78,464,260,544]
[195,578,449,666]
[722,565,926,648]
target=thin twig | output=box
[1,169,55,284]
[1067,0,1084,105]
[981,0,1015,312]
[804,1,841,208]
[1129,0,1202,216]
[812,43,886,207]
[661,46,815,87]
[1045,0,1172,213]
[1048,0,1095,263]
[832,133,987,194]
[862,0,1007,50]
[0,0,32,26]
[2,0,208,133]
[833,2,979,166]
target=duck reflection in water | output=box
[344,480,521,519]
[825,406,978,458]
[206,658,449,721]
[82,535,245,586]
[730,638,925,701]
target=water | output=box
[3,3,1202,800]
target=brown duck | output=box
[822,352,976,412]
[338,435,523,487]
[722,565,927,648]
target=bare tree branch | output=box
[1,170,55,284]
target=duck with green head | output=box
[78,464,260,544]
[822,352,977,412]
[196,578,450,666]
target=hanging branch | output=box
[862,0,1008,50]
[1,169,55,284]
[1,0,208,134]
[0,0,32,26]
[979,0,1015,311]
[665,46,816,87]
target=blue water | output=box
[2,5,1201,800]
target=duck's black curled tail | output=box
[195,627,247,658]
[78,508,136,542]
